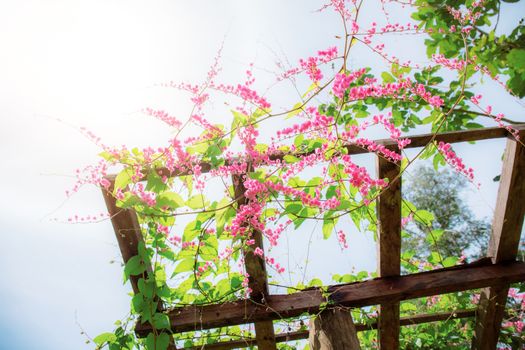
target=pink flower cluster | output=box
[340,155,386,197]
[437,141,474,181]
[336,230,349,248]
[318,0,356,20]
[225,201,264,238]
[469,95,521,141]
[129,183,157,207]
[300,56,323,83]
[355,138,403,162]
[265,256,285,274]
[211,82,271,110]
[334,75,444,109]
[332,69,367,99]
[66,212,110,223]
[281,46,338,83]
[276,110,334,138]
[401,213,414,228]
[372,113,412,151]
[413,83,444,108]
[143,108,182,128]
[66,159,109,197]
[432,54,468,71]
[317,46,338,63]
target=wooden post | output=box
[101,183,149,295]
[102,181,178,350]
[472,135,525,350]
[376,153,401,349]
[309,308,361,350]
[232,173,277,350]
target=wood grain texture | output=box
[108,125,525,180]
[376,154,402,350]
[472,135,525,350]
[102,183,178,349]
[309,308,361,350]
[183,309,477,350]
[135,261,525,336]
[101,185,146,295]
[232,173,277,350]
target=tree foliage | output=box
[403,165,490,260]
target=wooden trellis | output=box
[102,125,525,350]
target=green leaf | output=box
[400,302,417,312]
[187,142,208,155]
[94,332,117,346]
[138,278,155,299]
[98,151,114,161]
[154,268,167,286]
[146,171,166,193]
[124,256,146,279]
[442,256,458,267]
[174,258,194,274]
[114,169,133,192]
[302,82,319,99]
[146,332,170,350]
[283,154,300,164]
[322,218,338,239]
[308,278,323,287]
[381,71,396,83]
[118,192,141,209]
[152,313,171,330]
[254,143,269,154]
[428,229,443,243]
[230,275,243,289]
[415,210,434,226]
[507,49,525,72]
[156,192,185,209]
[285,203,302,217]
[287,102,304,119]
[183,220,201,242]
[294,134,305,148]
[131,293,144,313]
[187,195,205,209]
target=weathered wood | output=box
[232,173,277,350]
[184,309,477,350]
[309,308,361,350]
[472,135,525,350]
[102,183,178,349]
[101,184,146,295]
[114,125,525,180]
[135,261,525,335]
[376,154,401,349]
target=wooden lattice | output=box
[102,125,525,350]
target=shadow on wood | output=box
[309,308,361,350]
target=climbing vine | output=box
[70,0,524,349]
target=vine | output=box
[69,0,524,349]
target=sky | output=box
[0,1,524,349]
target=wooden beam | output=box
[232,173,277,350]
[135,261,525,335]
[101,184,146,295]
[183,309,477,350]
[309,308,361,349]
[115,125,525,180]
[376,154,401,349]
[102,183,178,349]
[472,135,525,350]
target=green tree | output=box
[403,165,490,260]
